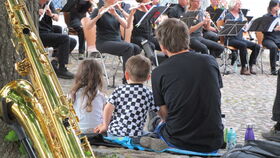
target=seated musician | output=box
[262,0,280,75]
[167,0,188,19]
[89,0,141,84]
[130,0,166,64]
[204,0,223,42]
[224,0,260,75]
[69,0,93,60]
[39,0,76,79]
[187,0,224,58]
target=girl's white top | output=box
[73,88,106,133]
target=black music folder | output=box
[208,8,224,22]
[247,16,280,32]
[61,0,77,12]
[218,20,247,36]
[135,5,170,27]
[241,9,249,17]
[180,10,200,27]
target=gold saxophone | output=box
[0,0,95,157]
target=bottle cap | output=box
[247,124,254,128]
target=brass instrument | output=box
[0,0,95,157]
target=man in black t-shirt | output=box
[167,0,188,18]
[140,18,224,153]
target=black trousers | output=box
[203,30,219,42]
[262,39,280,70]
[131,35,161,51]
[273,70,280,122]
[40,31,77,67]
[190,36,224,57]
[70,18,85,54]
[73,26,85,54]
[96,40,141,72]
[228,38,260,67]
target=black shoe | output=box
[271,69,277,75]
[262,128,280,142]
[78,53,84,60]
[51,60,58,72]
[57,67,74,79]
[52,49,58,57]
[89,51,101,58]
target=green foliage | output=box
[19,143,27,155]
[100,154,120,158]
[4,130,18,142]
[85,150,92,157]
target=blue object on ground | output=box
[104,136,222,157]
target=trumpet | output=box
[99,1,123,15]
[39,0,53,21]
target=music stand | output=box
[241,9,249,17]
[61,0,78,12]
[136,5,169,27]
[247,16,279,32]
[180,11,200,27]
[218,20,247,75]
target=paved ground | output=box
[58,50,278,158]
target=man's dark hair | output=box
[155,18,190,53]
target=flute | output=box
[39,0,53,21]
[99,1,123,15]
[203,10,221,31]
[129,1,153,10]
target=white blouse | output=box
[73,88,106,133]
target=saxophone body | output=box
[0,0,95,157]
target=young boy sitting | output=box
[94,55,158,137]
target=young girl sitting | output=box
[71,59,106,134]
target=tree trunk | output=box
[0,0,38,157]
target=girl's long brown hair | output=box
[71,59,104,112]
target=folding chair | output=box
[81,17,122,88]
[255,31,275,74]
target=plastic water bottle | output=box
[244,124,255,142]
[227,128,237,150]
[233,61,238,73]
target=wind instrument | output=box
[0,0,95,157]
[39,0,53,21]
[129,1,153,10]
[99,1,123,15]
[203,10,221,31]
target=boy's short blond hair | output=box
[125,55,151,82]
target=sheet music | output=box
[160,0,178,6]
[135,4,169,27]
[268,17,280,32]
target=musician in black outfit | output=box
[131,1,160,53]
[187,0,224,58]
[204,0,223,42]
[224,0,260,75]
[39,0,76,79]
[262,0,280,75]
[90,0,141,82]
[167,0,188,19]
[69,0,93,60]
